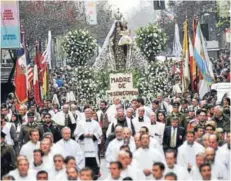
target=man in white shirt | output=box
[136,98,152,117]
[54,104,76,136]
[40,137,54,169]
[79,167,94,181]
[190,152,206,180]
[205,147,228,180]
[117,151,139,180]
[9,158,36,181]
[54,127,84,169]
[36,170,49,181]
[164,149,191,180]
[134,133,141,150]
[66,167,79,181]
[132,107,151,133]
[177,130,205,170]
[139,126,164,155]
[74,108,102,180]
[30,149,47,173]
[20,129,40,162]
[149,112,165,145]
[199,163,214,181]
[150,162,165,180]
[107,97,121,123]
[49,154,67,180]
[133,133,165,178]
[104,161,123,181]
[106,126,124,166]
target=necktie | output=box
[170,128,176,147]
[65,114,69,126]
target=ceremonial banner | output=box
[1,0,20,48]
[106,73,138,100]
[85,1,97,25]
[225,28,231,43]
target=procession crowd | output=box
[1,60,231,181]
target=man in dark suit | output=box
[163,116,185,152]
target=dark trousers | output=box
[85,157,100,180]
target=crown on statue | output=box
[122,18,128,27]
[114,8,123,20]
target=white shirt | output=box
[54,111,76,126]
[149,121,165,145]
[106,138,124,166]
[134,147,165,172]
[165,164,191,180]
[211,160,228,180]
[177,141,205,168]
[149,137,164,156]
[190,165,202,180]
[103,175,123,181]
[49,168,67,180]
[9,169,36,181]
[132,116,151,133]
[42,151,54,169]
[54,139,84,169]
[19,141,40,162]
[107,104,117,123]
[30,161,48,173]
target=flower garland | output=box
[139,62,173,101]
[62,29,97,66]
[135,24,167,62]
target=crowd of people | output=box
[1,75,230,181]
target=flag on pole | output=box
[40,31,52,99]
[26,51,33,91]
[182,20,190,92]
[14,48,28,104]
[189,37,197,91]
[33,50,42,105]
[172,23,182,60]
[193,23,214,98]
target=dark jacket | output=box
[1,142,16,177]
[211,114,230,132]
[163,126,185,150]
[43,122,61,143]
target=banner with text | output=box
[106,73,138,100]
[85,1,97,25]
[1,0,21,49]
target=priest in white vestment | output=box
[106,108,135,138]
[107,97,121,123]
[104,161,123,181]
[106,126,135,167]
[164,149,191,180]
[40,137,55,169]
[19,129,40,162]
[149,112,165,145]
[205,147,228,180]
[30,149,48,173]
[54,127,84,169]
[117,151,143,180]
[148,162,165,180]
[190,152,206,180]
[9,159,36,181]
[139,126,164,155]
[49,154,67,180]
[53,104,76,125]
[133,133,165,178]
[74,108,102,179]
[132,107,151,133]
[177,131,205,169]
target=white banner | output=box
[85,1,97,25]
[106,73,138,100]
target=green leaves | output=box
[135,24,167,62]
[62,29,97,66]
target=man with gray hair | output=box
[132,107,151,133]
[211,106,230,132]
[54,104,77,137]
[54,127,84,170]
[190,152,205,180]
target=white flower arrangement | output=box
[62,29,97,66]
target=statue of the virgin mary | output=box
[94,9,148,71]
